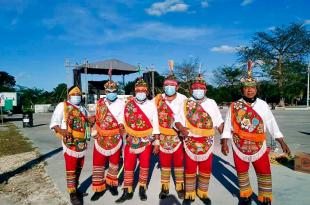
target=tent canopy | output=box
[74,58,138,75]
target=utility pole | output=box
[307,63,310,108]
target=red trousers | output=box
[64,153,85,193]
[123,144,151,192]
[233,151,272,202]
[92,145,121,192]
[184,153,213,200]
[159,145,184,191]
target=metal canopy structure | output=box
[71,58,138,103]
[74,58,138,75]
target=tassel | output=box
[197,189,208,199]
[185,191,196,200]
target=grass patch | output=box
[0,123,34,157]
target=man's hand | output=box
[221,138,229,156]
[179,127,189,138]
[53,125,68,138]
[153,145,160,155]
[276,138,291,155]
[119,123,126,135]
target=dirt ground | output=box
[0,123,68,205]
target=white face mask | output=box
[70,96,82,105]
[136,92,147,101]
[192,89,205,100]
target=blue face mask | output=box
[192,89,205,100]
[106,92,117,101]
[164,85,176,96]
[136,92,147,101]
[70,96,82,105]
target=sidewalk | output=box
[10,111,310,205]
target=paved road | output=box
[10,110,310,205]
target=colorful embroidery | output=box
[124,98,153,137]
[126,135,150,150]
[184,136,213,155]
[64,101,87,152]
[233,134,263,155]
[97,135,121,150]
[159,134,180,151]
[232,101,264,136]
[156,95,177,136]
[184,100,215,136]
[96,98,120,137]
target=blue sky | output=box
[0,0,309,91]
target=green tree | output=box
[174,57,202,96]
[212,65,243,103]
[0,71,16,92]
[51,83,67,103]
[238,23,310,106]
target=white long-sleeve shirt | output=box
[101,98,125,124]
[160,92,187,120]
[221,98,284,140]
[175,97,224,137]
[133,98,160,135]
[50,102,89,130]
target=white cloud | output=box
[304,19,310,25]
[201,0,209,8]
[145,0,189,16]
[241,0,253,6]
[268,26,276,31]
[42,5,210,45]
[210,45,239,53]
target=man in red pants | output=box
[115,78,160,203]
[50,86,92,205]
[221,60,291,205]
[90,80,125,201]
[175,74,224,205]
[154,72,187,199]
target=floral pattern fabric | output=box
[159,134,180,151]
[96,99,119,131]
[184,136,213,155]
[124,98,152,131]
[157,95,174,129]
[64,101,87,152]
[232,100,265,155]
[185,100,213,129]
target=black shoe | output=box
[139,186,147,201]
[182,199,192,205]
[109,185,119,196]
[261,201,271,205]
[159,186,169,199]
[177,189,185,199]
[115,188,133,203]
[200,197,211,205]
[70,193,82,205]
[239,197,252,205]
[76,189,88,197]
[90,191,105,201]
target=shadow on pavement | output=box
[298,131,310,135]
[0,147,63,184]
[212,154,259,204]
[159,194,181,205]
[32,123,48,127]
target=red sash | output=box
[124,97,153,137]
[184,99,215,136]
[155,94,177,136]
[231,101,265,142]
[96,98,120,137]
